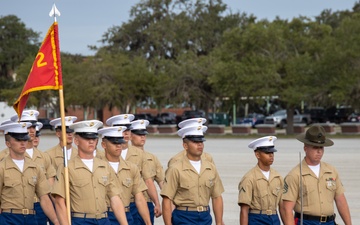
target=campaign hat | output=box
[296,124,334,147]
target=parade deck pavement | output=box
[1,134,358,225]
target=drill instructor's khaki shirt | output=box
[52,155,120,214]
[283,159,345,216]
[0,156,50,210]
[161,155,224,207]
[238,165,283,211]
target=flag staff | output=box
[49,4,71,224]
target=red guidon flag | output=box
[13,22,63,118]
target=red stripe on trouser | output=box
[295,217,299,225]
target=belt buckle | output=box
[22,209,29,215]
[196,206,204,212]
[266,210,272,215]
[95,213,102,219]
[320,215,327,222]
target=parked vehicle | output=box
[156,112,177,124]
[37,118,54,130]
[348,112,360,122]
[325,106,354,123]
[241,113,265,128]
[134,113,160,124]
[264,109,311,128]
[306,107,328,123]
[181,110,205,121]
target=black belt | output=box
[295,212,335,222]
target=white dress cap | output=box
[130,119,150,135]
[35,122,43,137]
[248,136,277,152]
[98,126,127,138]
[70,120,103,133]
[50,116,78,128]
[177,125,208,142]
[106,114,135,127]
[0,122,32,134]
[0,122,32,141]
[36,122,43,131]
[178,118,207,129]
[0,119,13,126]
[98,126,127,144]
[10,110,39,122]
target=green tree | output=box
[0,15,40,80]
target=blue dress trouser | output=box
[171,208,212,225]
[108,210,134,225]
[0,213,38,225]
[34,202,50,225]
[71,217,111,225]
[248,213,280,225]
[136,202,154,225]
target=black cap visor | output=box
[131,129,148,135]
[8,132,30,141]
[56,126,74,133]
[104,136,126,144]
[255,146,277,153]
[184,135,206,142]
[76,132,98,139]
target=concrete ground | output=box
[0,134,358,225]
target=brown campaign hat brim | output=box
[296,125,334,147]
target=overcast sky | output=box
[0,0,357,56]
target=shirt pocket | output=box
[122,178,133,188]
[72,178,90,192]
[4,179,22,196]
[179,181,196,200]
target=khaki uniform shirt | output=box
[26,147,56,180]
[126,145,152,179]
[0,156,50,210]
[95,149,106,160]
[143,151,165,184]
[52,155,120,214]
[141,151,165,202]
[238,165,283,211]
[283,159,345,216]
[167,149,214,168]
[106,157,147,207]
[161,155,224,207]
[45,144,78,171]
[0,148,9,161]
